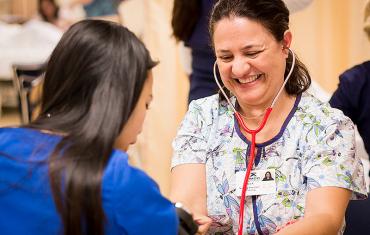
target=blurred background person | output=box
[171,0,216,104]
[330,0,370,167]
[81,0,122,23]
[56,0,86,27]
[38,0,60,25]
[38,0,82,30]
[329,1,370,234]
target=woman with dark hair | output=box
[262,171,273,181]
[329,1,370,234]
[0,19,178,235]
[171,0,313,104]
[170,0,366,234]
[171,0,217,104]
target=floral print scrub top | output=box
[172,92,367,235]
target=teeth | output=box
[238,74,260,84]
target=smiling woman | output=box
[170,0,367,235]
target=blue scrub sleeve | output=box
[109,154,179,235]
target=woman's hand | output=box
[194,215,212,235]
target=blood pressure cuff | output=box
[176,204,198,235]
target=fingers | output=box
[194,215,212,235]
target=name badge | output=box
[235,169,276,196]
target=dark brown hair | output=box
[171,0,201,41]
[38,0,59,23]
[209,0,311,95]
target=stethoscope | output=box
[213,48,296,235]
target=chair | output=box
[12,63,45,124]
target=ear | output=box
[282,30,292,57]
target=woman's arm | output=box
[276,186,351,235]
[170,163,212,234]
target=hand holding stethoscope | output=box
[213,48,296,235]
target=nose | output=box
[231,57,251,78]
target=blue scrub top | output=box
[330,61,370,156]
[0,127,178,235]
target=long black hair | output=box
[209,0,311,95]
[28,19,157,235]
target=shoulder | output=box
[103,149,173,208]
[103,150,178,234]
[0,127,36,140]
[295,93,356,161]
[187,94,232,122]
[103,150,159,195]
[0,127,19,146]
[339,61,370,84]
[299,92,351,120]
[297,92,354,130]
[329,61,370,115]
[178,94,233,138]
[342,61,370,76]
[188,94,221,113]
[0,127,60,157]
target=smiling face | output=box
[213,16,291,111]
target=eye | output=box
[244,50,263,58]
[218,55,233,62]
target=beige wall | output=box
[136,0,188,196]
[10,0,37,18]
[290,0,370,93]
[120,0,188,196]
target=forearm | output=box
[276,214,342,235]
[170,190,207,216]
[170,164,212,234]
[170,164,208,215]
